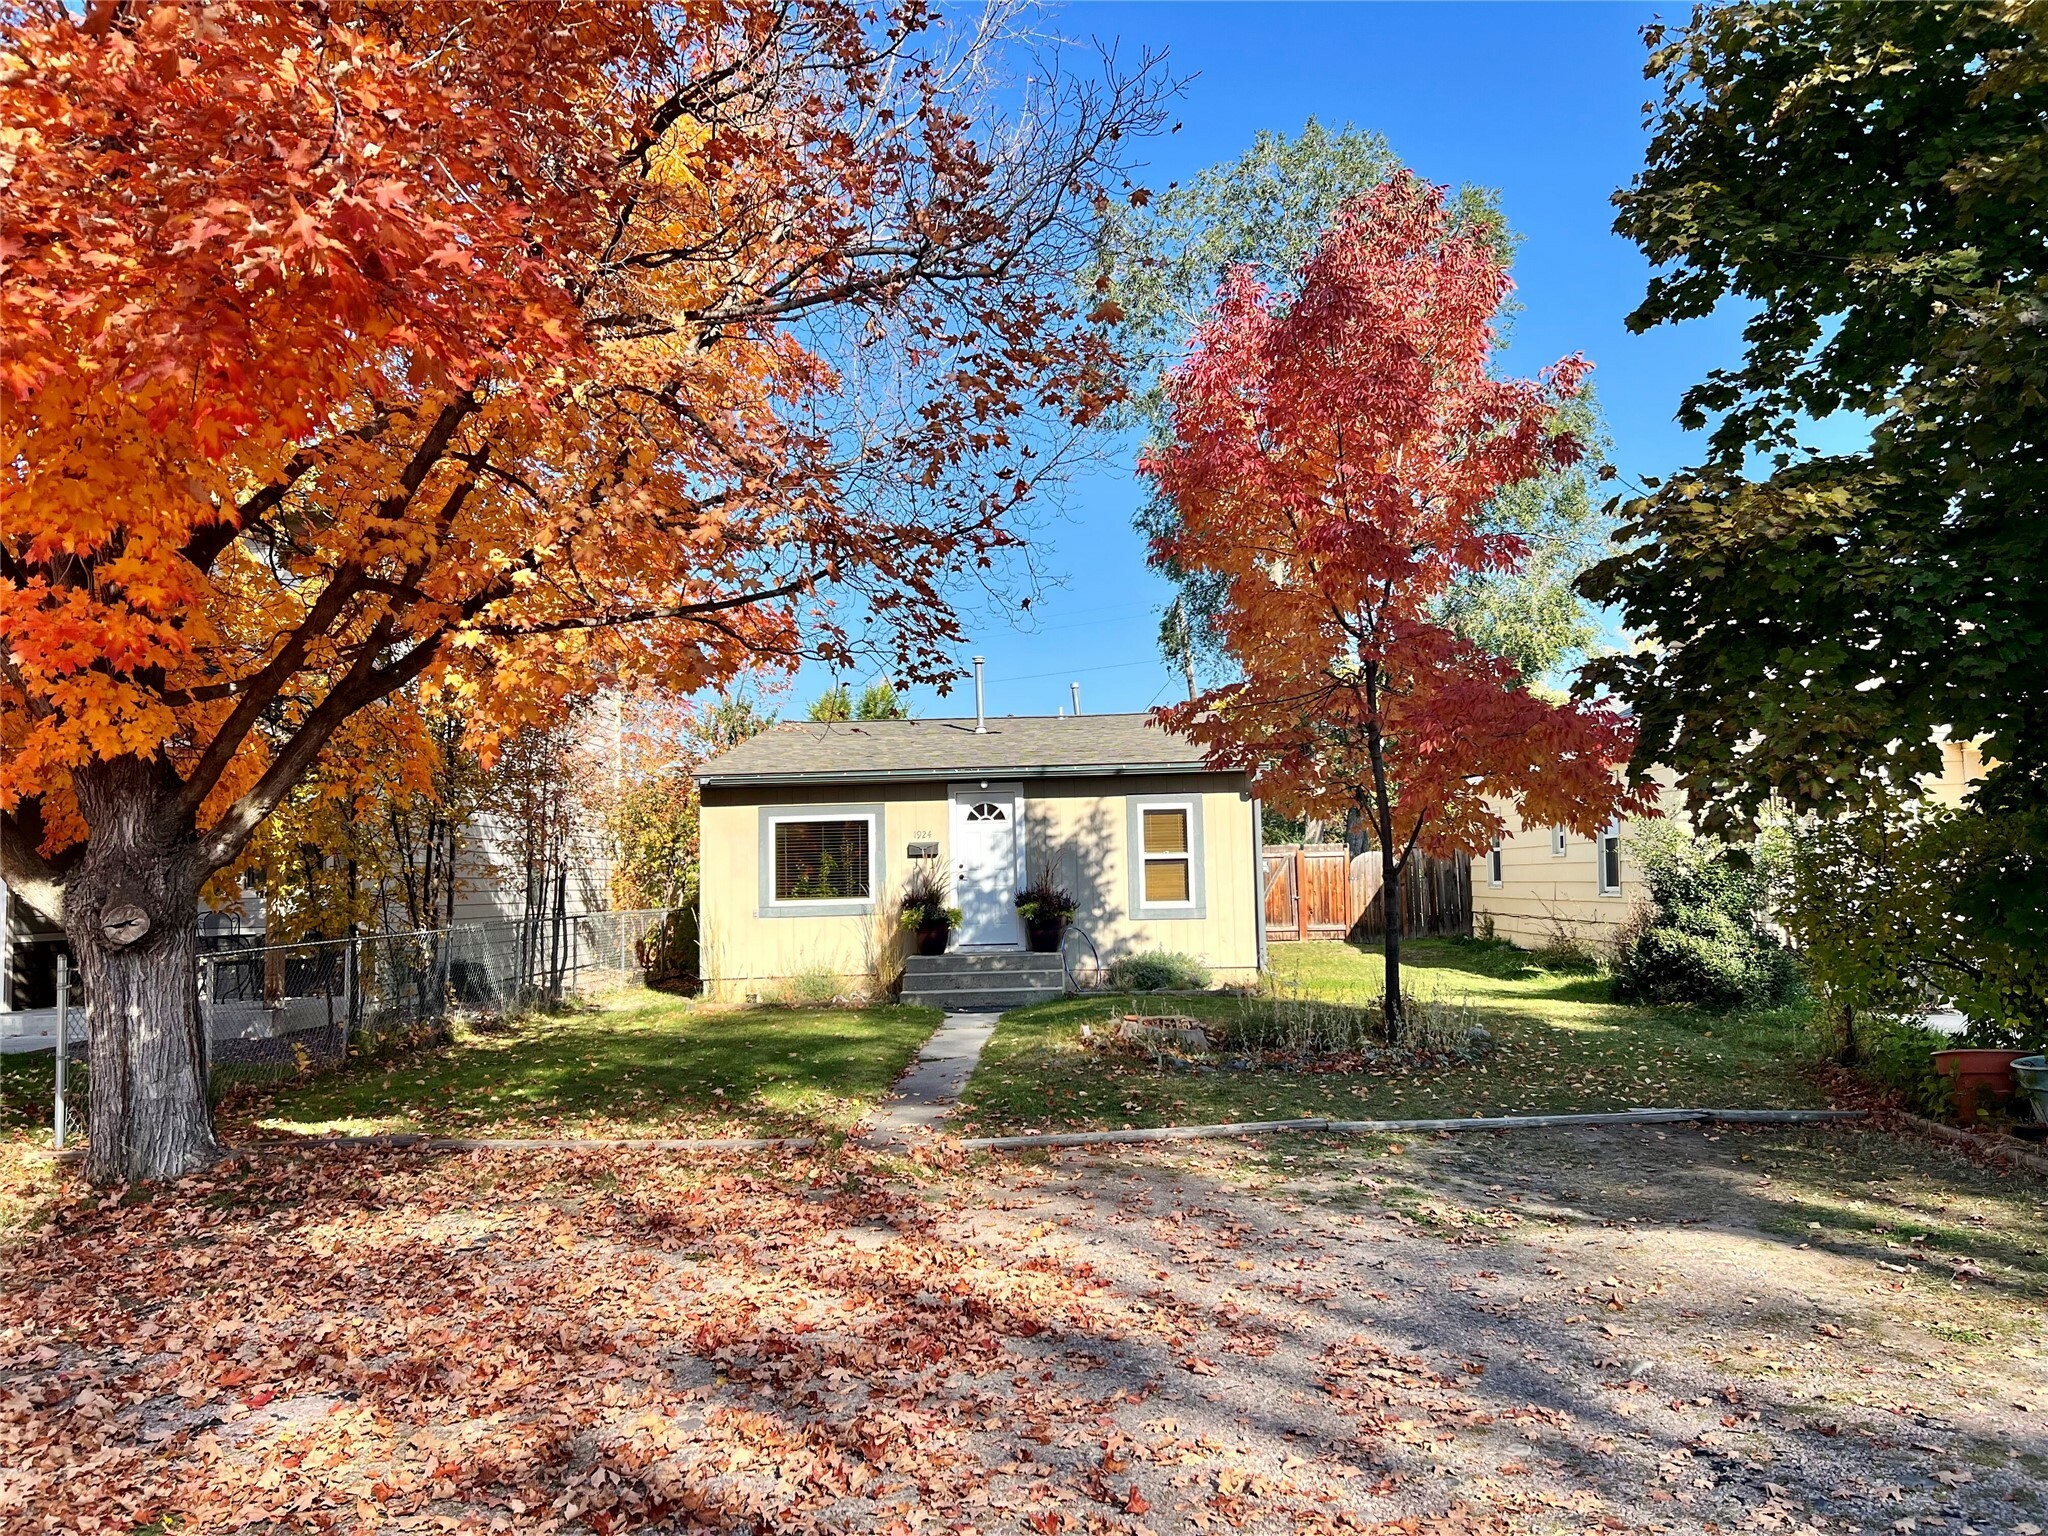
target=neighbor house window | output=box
[771,816,872,902]
[1597,821,1623,896]
[1487,836,1504,888]
[1141,805,1194,904]
[1551,827,1568,858]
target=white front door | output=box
[950,784,1022,948]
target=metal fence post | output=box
[198,953,214,1094]
[52,954,69,1152]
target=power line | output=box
[992,657,1164,684]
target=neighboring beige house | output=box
[1469,806,1651,953]
[1474,739,1994,954]
[694,714,1263,1002]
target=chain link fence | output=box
[199,909,681,1090]
[17,909,686,1139]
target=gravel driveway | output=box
[940,1122,2047,1535]
[6,1122,2043,1534]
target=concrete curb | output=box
[1901,1113,2048,1180]
[956,1107,1867,1152]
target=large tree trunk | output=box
[66,758,224,1185]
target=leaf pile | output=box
[0,1148,1579,1536]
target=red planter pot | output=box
[1931,1048,2029,1124]
[912,921,951,957]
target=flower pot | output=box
[2012,1055,2048,1123]
[912,920,951,957]
[1930,1048,2029,1124]
[1024,914,1067,954]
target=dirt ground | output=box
[3,1124,2043,1535]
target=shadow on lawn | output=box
[224,999,940,1144]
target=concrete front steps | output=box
[900,951,1066,1013]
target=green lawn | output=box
[219,989,941,1142]
[0,1053,65,1137]
[956,936,1819,1136]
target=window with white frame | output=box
[1139,803,1196,905]
[771,815,873,902]
[1551,827,1568,858]
[1597,821,1623,896]
[1487,835,1504,888]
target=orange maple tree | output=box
[0,0,1162,1181]
[1145,175,1655,1023]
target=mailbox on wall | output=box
[906,840,939,860]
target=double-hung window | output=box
[1142,805,1194,903]
[1130,796,1204,917]
[760,808,879,914]
[1487,835,1504,888]
[1597,821,1623,896]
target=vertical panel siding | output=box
[698,773,1260,1000]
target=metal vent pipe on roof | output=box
[973,656,987,733]
[1071,681,1081,716]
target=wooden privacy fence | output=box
[1263,845,1472,944]
[1262,845,1355,942]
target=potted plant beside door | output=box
[899,864,961,957]
[1015,866,1079,954]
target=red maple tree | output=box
[1144,174,1655,1023]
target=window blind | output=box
[1140,806,1192,903]
[1142,808,1188,854]
[773,819,870,901]
[1143,858,1191,903]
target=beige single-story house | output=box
[694,714,1263,1002]
[1469,806,1649,953]
[1473,738,1994,954]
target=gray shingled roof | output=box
[695,713,1214,785]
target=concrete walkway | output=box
[864,1011,1000,1143]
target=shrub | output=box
[1611,826,1799,1011]
[1106,951,1211,992]
[774,965,844,1007]
[1780,791,2048,1053]
[1838,1015,1954,1117]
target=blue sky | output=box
[786,1,1750,723]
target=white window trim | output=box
[1551,827,1568,858]
[760,806,881,915]
[1597,820,1623,897]
[1131,795,1203,917]
[1487,836,1504,888]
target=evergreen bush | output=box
[1611,826,1798,1010]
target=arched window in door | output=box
[965,801,1007,822]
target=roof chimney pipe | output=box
[973,656,987,733]
[1070,681,1082,717]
